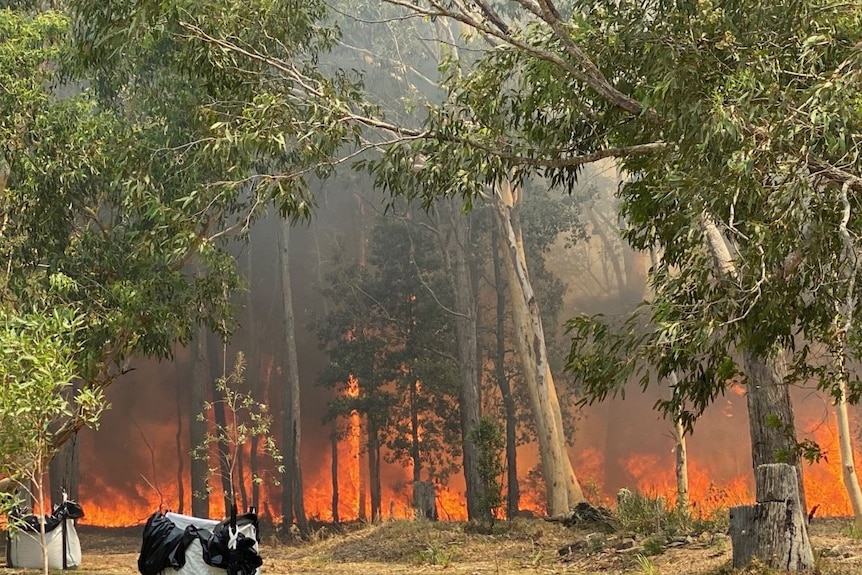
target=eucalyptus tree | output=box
[370,0,862,530]
[317,205,463,518]
[0,309,101,575]
[324,0,498,519]
[0,0,376,535]
[0,4,237,465]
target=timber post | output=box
[729,463,814,570]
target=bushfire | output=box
[69,378,862,528]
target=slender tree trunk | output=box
[313,221,340,523]
[358,417,368,522]
[669,372,689,512]
[355,200,368,523]
[701,213,807,513]
[835,359,862,530]
[191,323,210,518]
[493,180,584,515]
[245,240,261,513]
[209,354,233,517]
[368,417,382,523]
[409,378,422,483]
[175,373,186,514]
[649,248,689,511]
[440,203,486,521]
[237,444,248,512]
[36,458,48,575]
[492,221,520,518]
[832,183,862,529]
[279,219,309,536]
[330,421,340,523]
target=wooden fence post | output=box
[729,463,813,571]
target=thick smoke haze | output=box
[69,173,860,526]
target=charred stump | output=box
[729,463,813,571]
[413,481,437,521]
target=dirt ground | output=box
[2,517,862,574]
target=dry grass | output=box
[1,517,862,574]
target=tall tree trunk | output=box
[493,180,584,515]
[313,221,340,523]
[835,355,862,530]
[358,419,368,522]
[440,203,486,521]
[701,213,806,512]
[832,183,862,529]
[491,220,520,518]
[409,378,422,483]
[649,248,689,511]
[355,198,368,523]
[330,421,340,523]
[190,323,210,518]
[279,219,309,536]
[175,372,186,514]
[245,239,261,513]
[368,417,382,523]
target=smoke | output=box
[70,176,862,526]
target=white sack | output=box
[9,519,81,569]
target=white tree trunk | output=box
[649,248,689,511]
[835,374,862,530]
[669,374,689,511]
[492,179,584,515]
[833,181,862,529]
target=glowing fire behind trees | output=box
[68,370,862,527]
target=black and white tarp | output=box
[138,509,262,575]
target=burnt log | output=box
[413,481,437,521]
[729,463,813,571]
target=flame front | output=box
[69,376,862,527]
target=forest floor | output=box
[2,515,862,574]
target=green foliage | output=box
[415,541,459,567]
[635,553,661,574]
[0,308,103,515]
[614,490,726,541]
[192,352,283,504]
[0,0,375,452]
[0,3,248,449]
[640,537,664,557]
[467,417,505,525]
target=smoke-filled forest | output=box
[5,1,862,573]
